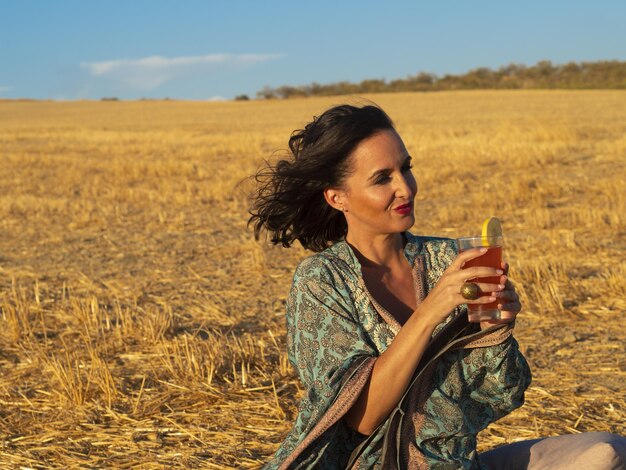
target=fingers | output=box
[501,261,510,275]
[473,280,506,294]
[458,266,504,281]
[470,265,521,325]
[494,280,518,299]
[496,301,519,314]
[465,294,499,305]
[495,278,522,315]
[493,290,518,303]
[463,281,519,305]
[451,247,488,269]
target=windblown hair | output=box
[248,104,395,252]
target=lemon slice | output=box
[481,216,503,246]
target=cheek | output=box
[357,188,393,211]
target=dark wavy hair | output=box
[248,104,395,252]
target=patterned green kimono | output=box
[265,233,531,469]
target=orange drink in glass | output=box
[457,236,504,322]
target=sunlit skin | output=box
[324,130,418,324]
[325,129,522,435]
[337,129,417,244]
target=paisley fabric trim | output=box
[396,362,435,469]
[454,322,514,350]
[358,275,402,331]
[357,253,427,331]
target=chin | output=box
[394,216,415,233]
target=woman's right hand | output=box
[416,248,506,327]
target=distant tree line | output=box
[254,60,626,99]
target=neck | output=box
[345,231,406,267]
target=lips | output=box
[393,202,413,215]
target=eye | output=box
[374,174,391,185]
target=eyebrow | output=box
[367,155,412,182]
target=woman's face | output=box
[336,129,417,238]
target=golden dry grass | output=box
[0,91,625,468]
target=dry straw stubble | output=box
[0,91,624,468]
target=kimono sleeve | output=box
[286,256,378,399]
[264,257,378,469]
[464,334,532,416]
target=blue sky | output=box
[1,0,625,100]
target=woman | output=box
[249,104,625,469]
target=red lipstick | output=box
[394,202,413,215]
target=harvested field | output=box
[0,91,625,468]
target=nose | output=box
[394,172,416,199]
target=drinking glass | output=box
[457,236,504,322]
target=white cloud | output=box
[80,53,282,91]
[0,85,12,93]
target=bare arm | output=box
[344,248,508,435]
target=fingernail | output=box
[489,296,496,301]
[498,284,505,289]
[496,269,504,274]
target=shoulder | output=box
[293,252,336,286]
[287,247,358,321]
[288,243,360,312]
[292,242,356,286]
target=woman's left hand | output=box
[480,261,521,328]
